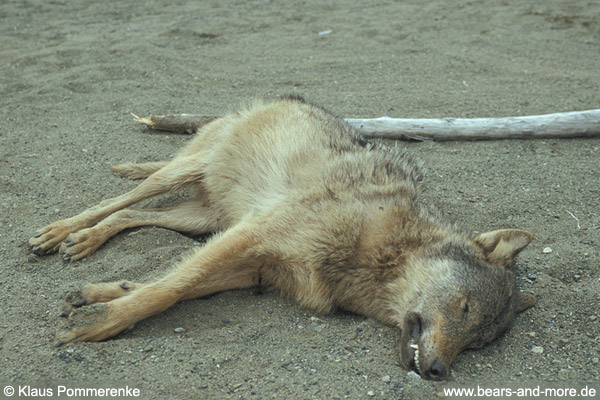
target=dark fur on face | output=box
[398,233,534,380]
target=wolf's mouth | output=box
[406,314,422,374]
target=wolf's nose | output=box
[423,360,448,380]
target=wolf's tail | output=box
[110,161,168,180]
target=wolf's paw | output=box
[29,219,75,256]
[60,281,140,317]
[55,303,130,344]
[59,229,105,262]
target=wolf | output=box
[29,96,535,380]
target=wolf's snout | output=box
[422,360,448,380]
[401,312,452,380]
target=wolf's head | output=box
[398,229,535,380]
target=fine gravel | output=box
[1,0,598,399]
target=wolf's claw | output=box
[72,300,87,308]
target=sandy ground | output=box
[1,0,599,398]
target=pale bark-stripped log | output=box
[346,109,600,141]
[132,109,600,141]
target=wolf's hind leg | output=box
[58,201,221,262]
[60,262,257,316]
[30,154,205,256]
[56,221,264,344]
[60,281,143,316]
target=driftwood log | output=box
[132,109,600,141]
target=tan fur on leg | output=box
[56,221,263,343]
[30,155,207,257]
[110,161,168,180]
[58,202,222,262]
[61,281,142,316]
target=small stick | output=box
[132,109,600,141]
[566,210,600,230]
[566,210,582,230]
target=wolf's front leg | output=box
[30,154,206,258]
[56,222,263,344]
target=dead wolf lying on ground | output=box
[30,96,535,380]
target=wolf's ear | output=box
[516,291,536,313]
[473,229,533,267]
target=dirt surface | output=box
[1,0,599,399]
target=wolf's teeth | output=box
[409,344,419,350]
[414,348,421,373]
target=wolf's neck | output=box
[336,205,449,326]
